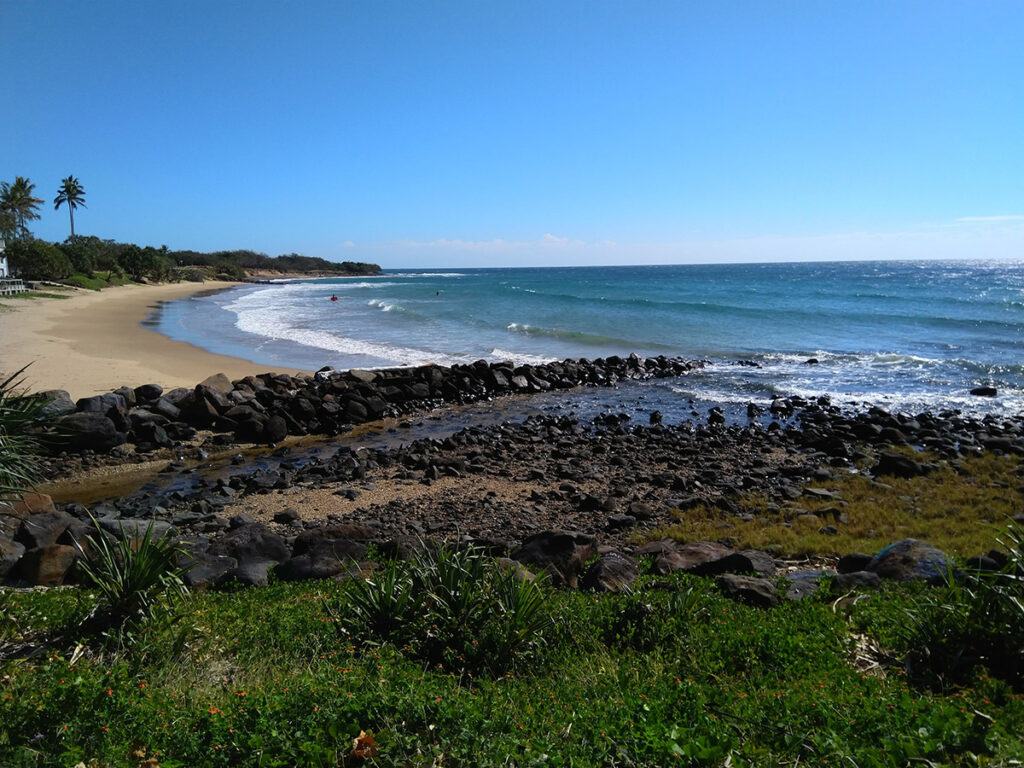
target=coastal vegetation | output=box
[0,176,43,242]
[53,176,86,240]
[1,534,1023,767]
[1,235,380,284]
[0,368,53,503]
[653,450,1024,558]
[2,173,380,283]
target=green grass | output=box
[648,451,1024,558]
[0,290,73,301]
[2,567,1022,767]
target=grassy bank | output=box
[3,561,1023,767]
[651,451,1024,558]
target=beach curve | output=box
[0,281,311,400]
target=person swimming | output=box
[330,294,338,301]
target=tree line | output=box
[0,174,380,281]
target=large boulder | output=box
[208,523,289,564]
[716,573,778,608]
[872,452,935,479]
[15,510,75,550]
[37,390,77,418]
[207,523,288,586]
[199,373,234,394]
[15,544,78,586]
[866,539,954,584]
[95,518,176,541]
[580,552,639,593]
[640,540,732,576]
[277,525,373,582]
[57,412,127,452]
[511,530,597,588]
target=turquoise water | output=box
[152,260,1023,415]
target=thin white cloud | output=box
[955,215,1024,223]
[334,217,1022,267]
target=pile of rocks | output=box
[4,492,1011,612]
[42,355,704,454]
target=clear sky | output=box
[2,0,1021,267]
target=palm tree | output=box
[0,176,43,240]
[54,175,86,238]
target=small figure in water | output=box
[330,294,338,302]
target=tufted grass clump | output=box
[328,543,555,677]
[74,518,189,648]
[880,522,1024,692]
[0,367,53,504]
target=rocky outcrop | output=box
[46,355,707,454]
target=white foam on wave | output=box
[367,299,400,312]
[386,272,468,278]
[488,348,558,366]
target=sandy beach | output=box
[0,282,309,400]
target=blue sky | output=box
[2,0,1021,267]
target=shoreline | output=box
[0,281,311,400]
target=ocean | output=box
[150,260,1023,421]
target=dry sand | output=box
[0,282,310,399]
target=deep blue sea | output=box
[151,261,1023,419]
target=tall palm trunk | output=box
[68,206,75,238]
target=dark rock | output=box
[872,451,934,479]
[836,553,873,573]
[580,552,639,593]
[57,412,127,452]
[627,502,655,520]
[648,541,732,576]
[605,514,637,532]
[228,513,255,529]
[716,573,778,607]
[95,518,176,540]
[273,508,301,524]
[224,560,277,587]
[15,510,75,550]
[511,530,597,588]
[866,539,954,584]
[785,570,831,600]
[970,386,997,397]
[832,571,882,591]
[134,383,164,402]
[76,392,127,416]
[177,549,238,588]
[16,544,78,586]
[712,549,776,576]
[264,415,288,443]
[277,526,373,582]
[199,372,234,393]
[38,390,77,418]
[209,523,289,564]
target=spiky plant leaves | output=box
[73,516,189,645]
[0,366,53,504]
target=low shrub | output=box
[890,522,1024,691]
[73,518,189,648]
[331,543,555,676]
[0,367,53,503]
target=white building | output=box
[0,237,7,278]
